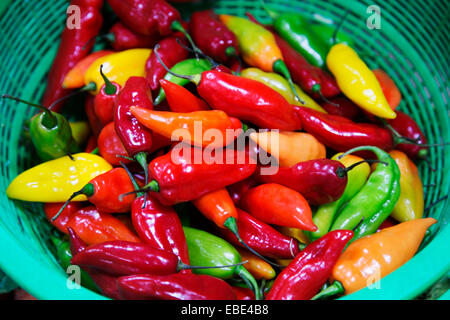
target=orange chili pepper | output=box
[62,50,113,89]
[249,131,326,167]
[373,69,402,110]
[192,188,238,228]
[331,217,436,294]
[237,248,276,280]
[130,107,243,148]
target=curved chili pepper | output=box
[106,21,161,51]
[226,177,258,206]
[44,202,85,234]
[373,69,402,110]
[117,273,237,300]
[41,0,103,111]
[131,195,190,266]
[66,206,140,245]
[130,108,242,148]
[94,66,121,126]
[387,110,428,160]
[389,150,424,222]
[266,230,353,300]
[236,248,276,280]
[159,79,209,112]
[97,122,131,167]
[107,0,181,37]
[63,50,113,89]
[330,218,436,295]
[240,183,316,231]
[295,106,394,153]
[331,146,401,242]
[254,159,348,205]
[320,96,363,121]
[131,147,256,206]
[189,10,240,64]
[145,36,190,93]
[2,95,79,161]
[219,209,301,259]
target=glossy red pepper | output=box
[140,147,257,206]
[219,209,301,259]
[266,230,353,300]
[117,273,237,300]
[295,106,394,153]
[387,110,428,160]
[41,0,103,111]
[160,79,209,112]
[226,177,258,206]
[107,0,181,36]
[320,96,363,121]
[195,70,301,130]
[44,202,85,233]
[232,286,255,300]
[189,10,240,64]
[132,196,190,266]
[254,159,348,205]
[240,183,315,231]
[97,122,131,167]
[68,228,121,299]
[94,69,121,126]
[145,36,189,93]
[107,21,161,51]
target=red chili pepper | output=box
[71,240,183,276]
[219,209,301,259]
[94,67,121,126]
[85,95,104,138]
[131,195,190,266]
[117,273,237,300]
[107,21,161,51]
[387,110,428,160]
[66,206,140,245]
[320,96,363,121]
[68,228,121,299]
[232,286,255,300]
[195,71,301,130]
[159,79,209,112]
[226,177,258,206]
[137,147,257,206]
[240,183,316,231]
[97,122,131,167]
[44,202,85,233]
[295,106,394,153]
[145,36,189,93]
[254,159,348,205]
[266,230,353,300]
[107,0,181,36]
[41,0,103,111]
[189,10,240,64]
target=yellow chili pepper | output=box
[237,248,276,280]
[389,150,424,222]
[326,44,396,119]
[249,131,326,167]
[276,226,310,245]
[331,218,436,294]
[69,121,90,146]
[240,68,327,113]
[84,48,152,94]
[6,153,112,202]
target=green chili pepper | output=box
[310,23,355,51]
[330,146,401,234]
[153,58,212,106]
[2,95,79,161]
[183,226,261,300]
[51,236,99,292]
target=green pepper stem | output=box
[99,64,117,95]
[118,179,160,201]
[47,82,97,111]
[2,94,57,128]
[51,189,85,222]
[312,84,340,107]
[272,60,305,105]
[119,161,144,198]
[154,44,201,85]
[176,259,248,272]
[175,37,220,69]
[171,20,200,60]
[336,159,388,178]
[260,0,279,20]
[90,147,99,155]
[236,264,261,300]
[337,145,382,160]
[311,281,344,300]
[331,8,351,45]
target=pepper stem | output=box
[336,159,388,178]
[47,82,97,111]
[171,20,200,60]
[175,37,220,69]
[312,84,340,107]
[272,60,305,105]
[154,44,201,85]
[331,8,351,46]
[118,179,160,201]
[176,259,248,272]
[99,64,117,95]
[119,161,144,198]
[223,217,285,269]
[259,0,279,20]
[2,94,57,128]
[51,189,85,222]
[311,281,344,300]
[236,264,261,300]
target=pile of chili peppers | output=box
[3,0,439,300]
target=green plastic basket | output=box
[0,0,448,300]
